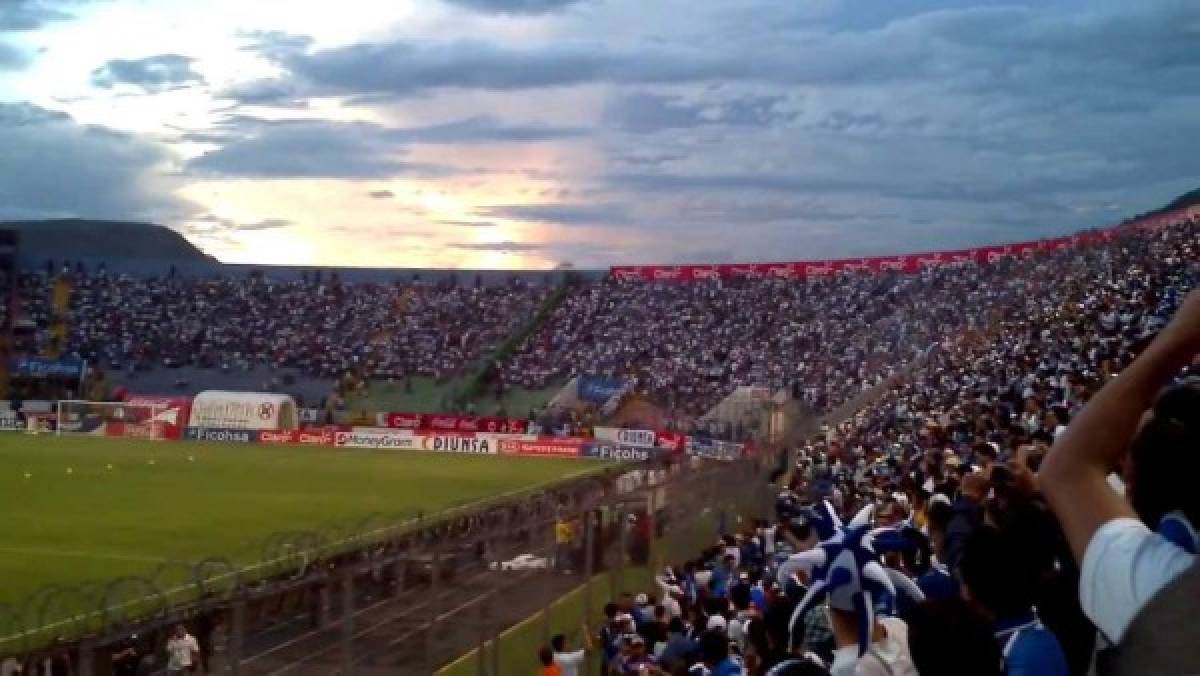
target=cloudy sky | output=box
[1,0,1198,268]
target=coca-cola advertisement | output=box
[605,211,1199,284]
[379,412,528,434]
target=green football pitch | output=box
[0,434,606,612]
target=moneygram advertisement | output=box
[333,429,418,450]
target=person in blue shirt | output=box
[1157,510,1199,554]
[960,526,1069,676]
[697,629,743,676]
[914,502,957,602]
[710,554,736,598]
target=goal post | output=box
[55,400,171,440]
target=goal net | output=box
[55,400,171,440]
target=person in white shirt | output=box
[551,630,591,676]
[828,609,918,676]
[165,625,200,675]
[1041,291,1199,647]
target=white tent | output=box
[189,391,299,430]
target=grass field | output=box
[0,434,608,610]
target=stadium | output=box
[3,1,1200,675]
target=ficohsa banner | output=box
[582,443,659,462]
[184,427,256,443]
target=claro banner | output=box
[257,428,340,446]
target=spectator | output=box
[943,472,987,573]
[906,599,1002,676]
[540,645,564,676]
[826,606,918,676]
[913,502,956,602]
[551,631,591,676]
[1041,290,1200,672]
[165,625,200,676]
[958,526,1069,676]
[698,628,744,676]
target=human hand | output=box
[1158,290,1200,357]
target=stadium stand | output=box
[6,272,548,390]
[539,217,1199,675]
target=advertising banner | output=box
[127,395,192,440]
[685,437,743,461]
[418,434,498,454]
[379,412,528,434]
[498,438,588,457]
[184,427,257,444]
[593,427,658,448]
[10,357,86,380]
[0,414,24,431]
[655,430,687,451]
[582,443,659,462]
[257,428,340,445]
[334,429,418,450]
[607,211,1200,283]
[577,376,627,405]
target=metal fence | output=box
[0,448,782,676]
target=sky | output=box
[0,0,1198,269]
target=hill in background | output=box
[0,219,212,262]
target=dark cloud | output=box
[187,119,425,179]
[440,0,586,15]
[187,115,580,179]
[0,101,196,222]
[393,115,584,143]
[237,218,293,231]
[0,41,30,70]
[0,0,75,31]
[437,219,497,228]
[217,78,306,107]
[91,54,205,92]
[450,240,543,252]
[478,203,632,226]
[278,40,738,98]
[605,92,794,133]
[237,30,313,58]
[367,189,395,199]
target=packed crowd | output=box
[10,272,548,382]
[538,219,1200,675]
[503,232,1185,417]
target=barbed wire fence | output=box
[0,451,790,675]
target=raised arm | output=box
[1040,290,1200,563]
